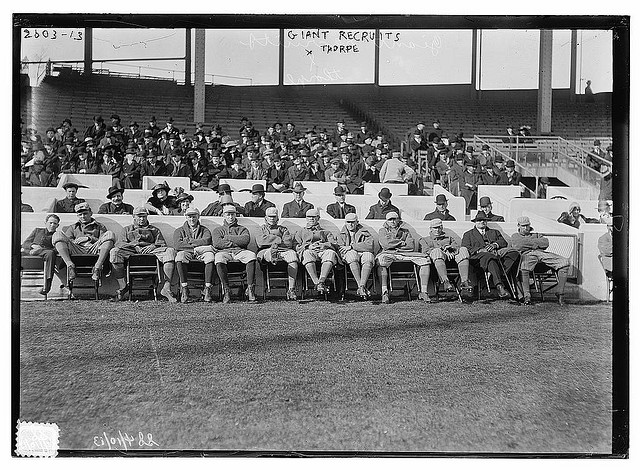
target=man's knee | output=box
[429,248,445,261]
[51,232,67,245]
[100,230,116,244]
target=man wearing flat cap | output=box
[98,186,134,214]
[366,187,400,220]
[173,207,216,303]
[376,211,432,303]
[423,194,456,221]
[281,182,314,218]
[294,208,339,295]
[477,196,505,222]
[145,181,179,215]
[52,202,116,284]
[244,183,276,217]
[510,216,570,305]
[256,207,299,300]
[52,182,87,213]
[201,184,245,217]
[109,207,177,302]
[212,204,258,303]
[338,212,375,299]
[419,218,472,292]
[461,212,511,298]
[326,186,356,220]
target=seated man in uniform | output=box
[365,187,400,220]
[326,185,357,219]
[212,203,257,303]
[294,208,339,295]
[21,213,60,296]
[109,207,177,302]
[52,202,116,284]
[376,211,431,303]
[145,182,179,216]
[461,212,511,298]
[174,207,216,303]
[337,212,375,300]
[98,186,134,214]
[423,194,456,221]
[477,196,505,222]
[510,216,571,305]
[419,218,472,292]
[281,182,314,218]
[256,206,299,300]
[244,183,276,217]
[52,182,86,213]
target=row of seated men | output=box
[22,199,583,306]
[25,180,475,222]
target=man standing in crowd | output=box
[109,207,177,302]
[174,207,216,303]
[98,186,134,214]
[337,212,375,300]
[52,202,116,284]
[212,204,258,303]
[509,216,571,305]
[256,207,299,300]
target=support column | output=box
[193,29,206,124]
[471,29,478,99]
[185,29,192,87]
[279,29,284,86]
[374,29,380,86]
[569,30,578,101]
[537,30,553,135]
[83,28,92,76]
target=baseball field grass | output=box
[17,295,612,455]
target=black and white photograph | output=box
[10,5,629,460]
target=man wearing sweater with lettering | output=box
[212,204,257,303]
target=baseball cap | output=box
[306,208,320,217]
[133,207,148,216]
[385,211,399,220]
[430,218,443,228]
[74,202,91,213]
[265,207,279,217]
[222,204,237,214]
[345,212,358,222]
[185,207,200,216]
[517,216,531,226]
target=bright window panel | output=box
[480,30,540,90]
[577,30,612,93]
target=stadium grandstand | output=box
[18,22,617,304]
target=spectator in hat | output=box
[423,194,456,221]
[21,214,61,296]
[287,155,309,183]
[510,216,571,305]
[244,183,276,217]
[362,155,380,184]
[266,156,290,192]
[109,207,177,302]
[493,155,509,185]
[337,212,375,299]
[324,157,346,186]
[461,212,511,299]
[409,130,429,156]
[326,186,357,220]
[146,116,161,139]
[598,163,613,202]
[127,121,143,146]
[281,182,314,218]
[227,157,246,179]
[98,186,134,214]
[173,207,216,303]
[98,149,123,186]
[584,79,595,103]
[121,148,141,189]
[201,185,244,216]
[557,202,599,229]
[419,218,471,293]
[212,204,258,303]
[306,156,324,182]
[505,160,522,186]
[189,151,211,190]
[170,192,195,216]
[294,208,339,295]
[166,150,192,178]
[204,151,230,191]
[161,117,178,138]
[25,160,55,188]
[284,122,298,141]
[537,177,550,199]
[376,211,432,303]
[477,163,501,186]
[145,182,179,215]
[356,122,373,145]
[428,119,443,142]
[460,160,478,214]
[52,182,86,213]
[366,187,400,220]
[84,115,106,142]
[596,200,613,224]
[140,150,168,178]
[477,196,505,222]
[379,151,416,185]
[256,207,299,300]
[342,152,366,194]
[246,154,267,181]
[52,202,116,284]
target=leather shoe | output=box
[160,283,177,303]
[180,286,190,303]
[286,289,297,301]
[112,285,129,302]
[246,285,257,302]
[67,264,77,280]
[222,290,231,304]
[418,292,432,303]
[442,280,454,292]
[203,286,212,303]
[556,293,565,306]
[91,265,102,281]
[381,292,390,304]
[497,284,510,298]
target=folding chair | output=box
[21,255,52,300]
[531,263,560,302]
[259,259,301,301]
[185,260,208,301]
[433,261,463,303]
[126,254,162,301]
[387,261,420,301]
[67,254,100,300]
[219,261,248,300]
[598,254,613,302]
[302,260,337,300]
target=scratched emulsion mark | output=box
[380,34,442,56]
[16,420,59,457]
[148,329,165,386]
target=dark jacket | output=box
[244,199,276,218]
[423,208,456,221]
[211,221,251,250]
[22,228,56,251]
[365,201,400,220]
[281,199,314,218]
[326,202,357,220]
[173,222,213,252]
[461,227,507,256]
[98,201,134,215]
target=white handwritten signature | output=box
[93,431,159,451]
[285,68,345,85]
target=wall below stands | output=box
[20,210,609,301]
